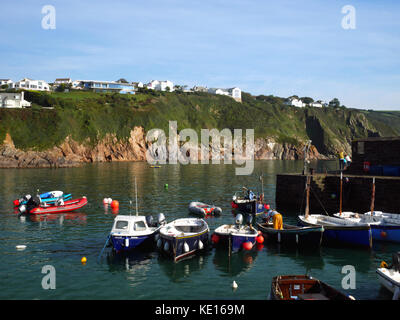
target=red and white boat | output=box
[20,197,88,215]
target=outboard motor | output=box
[146,215,154,227]
[393,252,400,272]
[18,204,27,214]
[214,207,222,215]
[157,213,166,226]
[235,214,243,226]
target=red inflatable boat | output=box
[29,197,88,215]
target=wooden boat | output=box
[333,178,400,243]
[157,218,210,262]
[257,221,324,248]
[270,275,354,300]
[188,201,222,217]
[109,214,166,253]
[18,196,88,215]
[376,252,400,300]
[298,174,372,249]
[212,214,260,252]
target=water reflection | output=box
[17,212,87,225]
[158,253,208,282]
[213,248,259,277]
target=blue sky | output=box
[1,0,400,110]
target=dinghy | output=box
[376,252,400,300]
[157,218,209,262]
[257,221,324,248]
[13,191,72,206]
[270,275,354,300]
[109,214,166,252]
[18,197,88,215]
[188,201,222,217]
[212,214,261,252]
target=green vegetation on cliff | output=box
[0,90,399,156]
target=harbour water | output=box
[0,160,397,300]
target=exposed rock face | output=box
[0,127,327,168]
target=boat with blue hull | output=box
[333,211,400,243]
[212,214,260,252]
[110,214,166,253]
[157,218,210,262]
[298,214,372,248]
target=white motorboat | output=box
[376,252,400,300]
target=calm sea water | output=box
[0,160,397,300]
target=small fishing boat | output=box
[376,252,400,300]
[212,214,261,252]
[231,175,269,215]
[298,174,372,248]
[333,178,400,243]
[257,221,324,248]
[109,214,166,252]
[157,218,209,262]
[13,191,72,206]
[188,201,222,217]
[18,197,88,215]
[270,275,354,300]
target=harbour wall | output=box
[276,173,400,215]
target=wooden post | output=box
[305,175,311,218]
[339,172,343,216]
[370,177,376,214]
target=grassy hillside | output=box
[0,90,399,156]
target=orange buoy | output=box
[243,241,253,251]
[380,231,387,238]
[111,200,119,209]
[256,235,264,244]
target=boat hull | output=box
[371,225,400,243]
[111,233,157,252]
[298,216,372,248]
[377,268,400,299]
[257,223,323,248]
[29,197,88,215]
[233,200,265,215]
[213,231,257,252]
[158,230,209,262]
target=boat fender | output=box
[184,242,190,253]
[164,241,170,252]
[125,238,129,247]
[198,240,204,250]
[19,205,27,214]
[157,239,162,248]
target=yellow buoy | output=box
[81,257,87,264]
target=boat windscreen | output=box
[115,221,129,230]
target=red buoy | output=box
[264,204,270,210]
[111,200,119,209]
[13,199,20,207]
[243,241,253,251]
[256,235,264,244]
[381,231,387,238]
[211,234,220,244]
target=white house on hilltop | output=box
[0,92,31,108]
[208,87,242,102]
[0,79,13,88]
[285,97,304,107]
[11,78,50,91]
[146,80,174,92]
